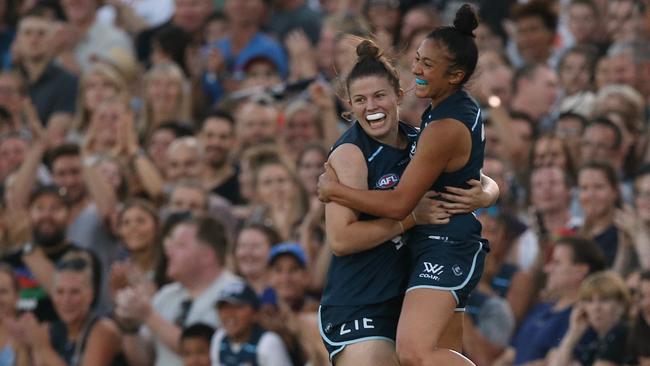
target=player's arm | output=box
[320,119,467,221]
[325,144,414,256]
[436,172,500,214]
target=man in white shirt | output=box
[116,215,243,366]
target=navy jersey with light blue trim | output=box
[321,121,417,306]
[409,89,485,239]
[219,325,265,366]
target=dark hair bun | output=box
[356,39,382,59]
[453,4,479,38]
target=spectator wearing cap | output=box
[201,0,288,105]
[11,7,78,125]
[209,282,291,366]
[262,242,327,365]
[115,216,242,366]
[180,323,214,366]
[239,55,284,91]
[268,243,312,312]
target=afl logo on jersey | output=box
[377,174,399,189]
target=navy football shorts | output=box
[318,296,403,363]
[406,234,488,309]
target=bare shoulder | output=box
[329,143,365,168]
[90,318,122,341]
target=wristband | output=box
[398,220,405,234]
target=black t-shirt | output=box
[574,322,629,366]
[210,169,245,205]
[2,243,80,322]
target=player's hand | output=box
[317,163,339,203]
[439,179,486,214]
[414,191,451,225]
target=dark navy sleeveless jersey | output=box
[410,89,485,239]
[321,121,418,306]
[219,325,265,366]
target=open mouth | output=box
[415,78,428,86]
[366,112,386,128]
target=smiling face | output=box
[217,302,257,341]
[235,228,272,281]
[52,271,93,326]
[348,75,401,144]
[254,163,296,207]
[578,168,618,221]
[83,73,119,113]
[412,38,462,101]
[118,205,157,253]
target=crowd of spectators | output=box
[0,0,649,365]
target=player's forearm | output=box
[328,216,414,256]
[328,183,414,220]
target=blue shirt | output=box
[512,302,572,365]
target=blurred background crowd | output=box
[0,0,648,365]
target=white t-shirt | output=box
[98,0,174,28]
[209,328,292,366]
[148,271,243,366]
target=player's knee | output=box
[396,341,428,366]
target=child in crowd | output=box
[180,323,215,366]
[210,282,291,366]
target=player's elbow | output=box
[386,204,412,221]
[328,239,353,257]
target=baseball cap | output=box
[216,282,260,310]
[268,242,307,268]
[237,48,288,79]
